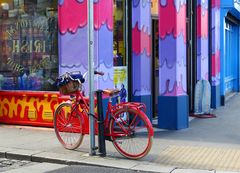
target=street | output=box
[47,165,152,173]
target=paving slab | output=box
[31,151,88,165]
[216,171,240,173]
[79,155,138,169]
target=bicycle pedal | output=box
[92,146,98,151]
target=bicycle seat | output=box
[103,89,120,97]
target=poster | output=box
[113,66,128,102]
[151,0,158,16]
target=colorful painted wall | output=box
[58,0,114,93]
[158,0,188,130]
[0,91,64,127]
[158,0,187,96]
[132,0,152,120]
[197,0,209,80]
[211,0,221,108]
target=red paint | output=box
[197,5,208,39]
[212,0,220,8]
[50,100,58,113]
[3,103,9,116]
[58,0,113,34]
[132,22,151,56]
[0,91,65,127]
[94,0,113,31]
[211,50,220,76]
[159,0,186,42]
[58,0,87,34]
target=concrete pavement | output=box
[1,94,240,172]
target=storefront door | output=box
[224,18,239,94]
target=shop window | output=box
[0,0,58,91]
[113,0,128,102]
[114,0,126,66]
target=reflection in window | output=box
[0,0,58,91]
[113,0,128,102]
[113,0,126,66]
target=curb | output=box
[1,148,233,173]
[0,149,175,173]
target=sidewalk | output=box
[1,94,240,173]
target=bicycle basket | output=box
[59,80,80,95]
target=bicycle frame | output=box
[67,89,153,138]
[55,71,153,159]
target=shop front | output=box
[0,0,59,126]
[0,0,122,127]
[219,0,240,105]
[3,0,237,130]
[0,0,189,130]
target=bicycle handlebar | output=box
[55,70,104,87]
[94,71,104,76]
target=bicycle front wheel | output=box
[54,102,84,150]
[109,108,153,159]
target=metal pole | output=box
[88,0,96,156]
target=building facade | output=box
[0,0,239,130]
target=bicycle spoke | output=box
[131,116,142,129]
[110,108,152,159]
[54,102,84,150]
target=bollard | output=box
[96,90,106,156]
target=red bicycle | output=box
[54,71,154,159]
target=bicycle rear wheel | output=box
[54,102,84,150]
[109,108,153,159]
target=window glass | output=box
[113,0,128,102]
[113,0,126,66]
[0,0,58,91]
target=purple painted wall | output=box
[58,0,113,94]
[197,0,209,80]
[132,0,151,96]
[159,0,187,96]
[211,0,221,86]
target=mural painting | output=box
[211,0,220,86]
[0,91,61,127]
[159,0,187,96]
[132,0,151,96]
[197,0,209,80]
[58,0,114,93]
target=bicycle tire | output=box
[109,108,153,159]
[54,102,84,150]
